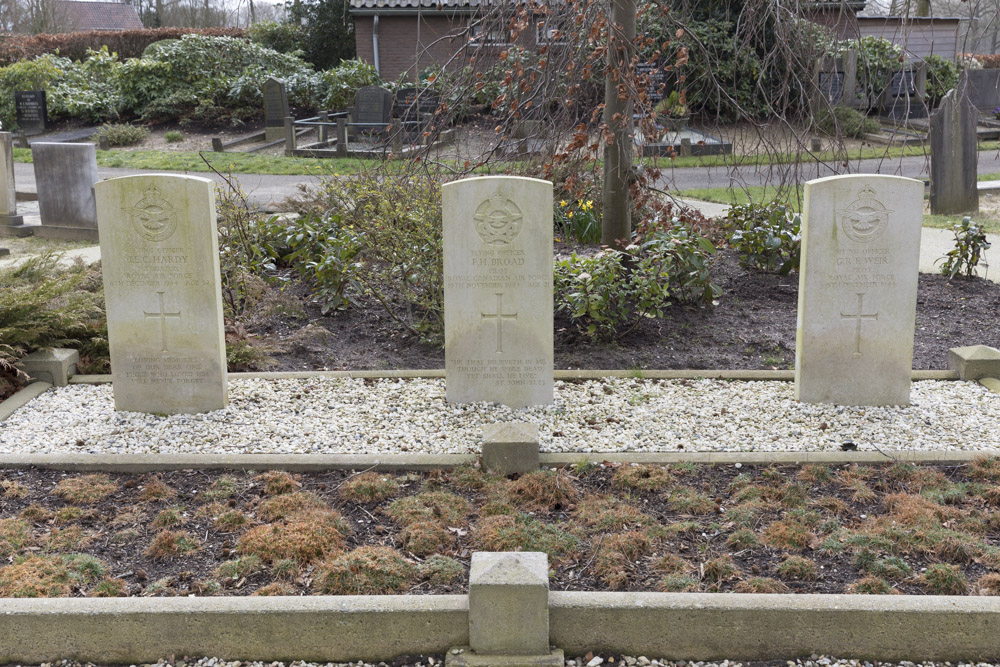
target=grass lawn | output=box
[646,143,934,170]
[12,148,372,176]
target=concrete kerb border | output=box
[0,449,997,472]
[0,379,50,421]
[3,593,1000,664]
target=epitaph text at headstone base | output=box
[96,174,228,414]
[931,81,979,215]
[32,142,99,240]
[795,174,923,406]
[15,90,47,135]
[444,176,554,407]
[263,77,289,142]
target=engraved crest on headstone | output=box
[128,185,177,242]
[837,185,892,243]
[474,194,523,246]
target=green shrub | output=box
[164,130,184,142]
[317,59,383,111]
[852,36,903,107]
[937,216,991,279]
[815,105,880,139]
[726,202,801,275]
[0,55,64,129]
[924,54,960,107]
[0,256,106,382]
[247,21,304,55]
[554,226,718,341]
[555,198,600,244]
[306,169,443,340]
[93,123,150,147]
[277,211,362,314]
[215,184,283,317]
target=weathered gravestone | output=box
[263,77,289,142]
[32,142,99,240]
[15,90,47,135]
[883,64,927,121]
[443,176,553,407]
[813,51,857,107]
[930,80,979,215]
[0,132,29,237]
[795,174,923,406]
[396,87,440,139]
[354,85,393,128]
[95,174,228,414]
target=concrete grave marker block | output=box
[443,176,554,407]
[32,142,99,241]
[16,348,79,386]
[795,174,923,406]
[0,132,29,237]
[447,551,562,667]
[482,422,539,475]
[948,345,1000,381]
[96,174,227,414]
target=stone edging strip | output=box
[65,369,960,383]
[0,450,995,473]
[0,380,51,422]
[2,593,1000,664]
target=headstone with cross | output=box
[795,174,923,406]
[443,176,554,407]
[95,174,227,414]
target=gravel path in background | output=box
[1,378,998,455]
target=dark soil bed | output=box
[250,250,1000,373]
[2,459,999,598]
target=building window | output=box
[469,22,511,46]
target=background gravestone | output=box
[32,142,99,240]
[0,132,28,237]
[262,77,289,142]
[930,79,979,215]
[796,174,923,406]
[443,176,553,407]
[95,174,227,414]
[15,90,47,135]
[354,85,393,127]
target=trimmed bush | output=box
[815,105,880,139]
[92,123,150,147]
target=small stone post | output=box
[446,552,563,667]
[336,118,348,156]
[211,137,224,152]
[482,423,539,475]
[390,119,403,155]
[318,111,329,145]
[284,116,296,156]
[948,345,1000,381]
[679,137,692,157]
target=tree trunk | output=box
[600,0,636,248]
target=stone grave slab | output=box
[931,80,979,215]
[95,174,227,414]
[354,85,393,126]
[32,142,99,241]
[263,77,289,142]
[0,132,29,237]
[15,90,47,135]
[795,174,923,406]
[443,176,553,407]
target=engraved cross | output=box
[144,291,181,353]
[840,292,878,356]
[481,292,517,354]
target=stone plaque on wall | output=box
[443,176,553,407]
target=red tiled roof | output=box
[55,1,144,31]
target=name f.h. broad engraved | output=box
[840,292,878,356]
[144,291,181,353]
[481,292,517,354]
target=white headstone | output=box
[95,174,228,414]
[795,174,923,406]
[443,176,553,407]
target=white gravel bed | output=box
[1,378,999,455]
